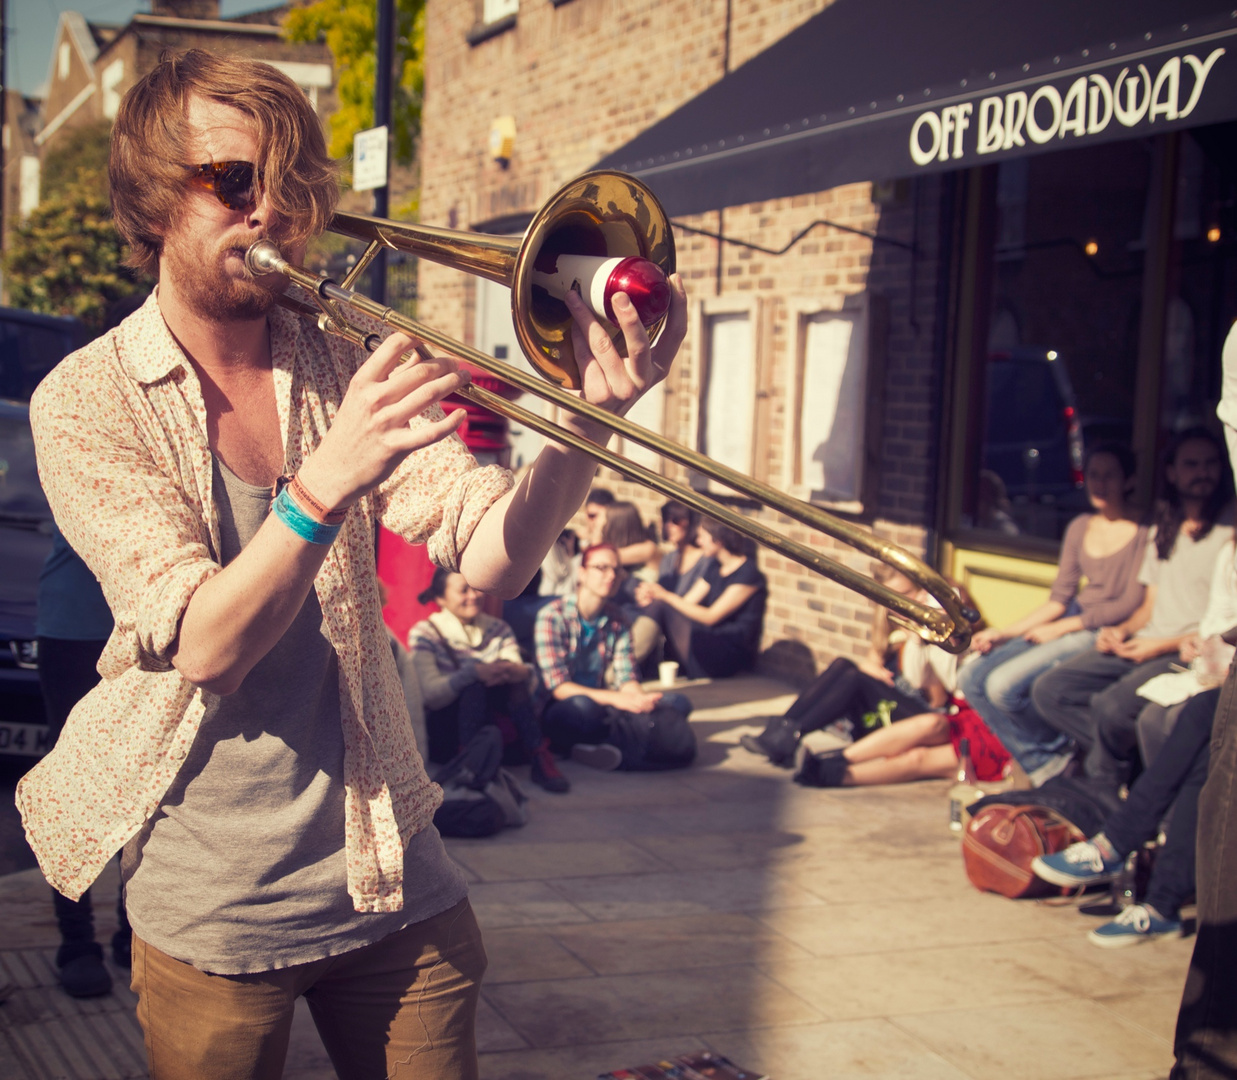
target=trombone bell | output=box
[327,171,676,390]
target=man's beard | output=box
[164,234,284,323]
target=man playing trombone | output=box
[20,49,685,1080]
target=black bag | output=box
[606,705,697,771]
[966,775,1123,839]
[432,727,530,837]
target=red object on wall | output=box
[378,365,519,641]
[378,528,438,644]
[445,365,520,459]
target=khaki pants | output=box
[131,898,486,1080]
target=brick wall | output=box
[420,0,950,683]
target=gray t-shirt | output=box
[122,458,466,974]
[1139,517,1236,640]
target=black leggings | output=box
[785,658,928,736]
[1104,687,1219,920]
[642,600,755,679]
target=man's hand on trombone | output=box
[562,274,688,442]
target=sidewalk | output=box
[1,674,1187,1079]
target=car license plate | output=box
[0,720,53,757]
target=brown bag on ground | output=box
[962,804,1085,899]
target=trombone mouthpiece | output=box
[245,240,286,277]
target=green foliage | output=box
[4,128,149,329]
[40,120,113,201]
[283,0,425,167]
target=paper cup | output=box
[658,661,679,687]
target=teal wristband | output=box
[272,487,342,545]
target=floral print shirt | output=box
[19,294,512,910]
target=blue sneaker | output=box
[1031,839,1124,887]
[1088,905,1182,948]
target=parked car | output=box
[0,400,55,760]
[0,306,87,402]
[981,347,1130,539]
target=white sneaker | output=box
[570,743,622,771]
[1028,751,1074,787]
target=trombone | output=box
[247,171,974,652]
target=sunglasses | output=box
[187,160,264,212]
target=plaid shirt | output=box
[533,594,636,710]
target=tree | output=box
[283,0,425,168]
[4,122,149,328]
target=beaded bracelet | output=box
[272,486,342,545]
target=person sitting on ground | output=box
[582,486,616,544]
[739,566,957,766]
[635,517,767,679]
[601,499,660,581]
[601,499,663,663]
[534,543,695,771]
[959,443,1149,785]
[789,697,1011,788]
[1085,534,1237,794]
[409,569,569,793]
[1028,426,1234,784]
[1032,683,1223,947]
[657,500,713,596]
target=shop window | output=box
[952,123,1237,549]
[782,294,882,514]
[958,139,1152,543]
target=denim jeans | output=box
[542,692,693,756]
[957,630,1094,774]
[1104,687,1218,921]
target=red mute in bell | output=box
[532,254,671,327]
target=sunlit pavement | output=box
[0,674,1187,1079]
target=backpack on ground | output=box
[432,726,530,837]
[606,705,697,771]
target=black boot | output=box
[792,746,849,788]
[739,717,800,766]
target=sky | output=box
[4,0,267,98]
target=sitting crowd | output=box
[395,419,1236,953]
[402,492,768,801]
[741,427,1236,949]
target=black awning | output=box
[596,1,1237,216]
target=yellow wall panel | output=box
[948,546,1058,629]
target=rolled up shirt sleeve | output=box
[372,405,513,571]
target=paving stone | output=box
[704,1018,973,1080]
[480,927,595,984]
[550,865,826,921]
[548,912,813,975]
[484,965,823,1048]
[468,880,591,929]
[755,889,1067,956]
[893,999,1172,1080]
[478,1035,712,1080]
[451,838,672,883]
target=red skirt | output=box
[948,699,1011,782]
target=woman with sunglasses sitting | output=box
[408,569,569,793]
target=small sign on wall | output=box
[353,126,389,192]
